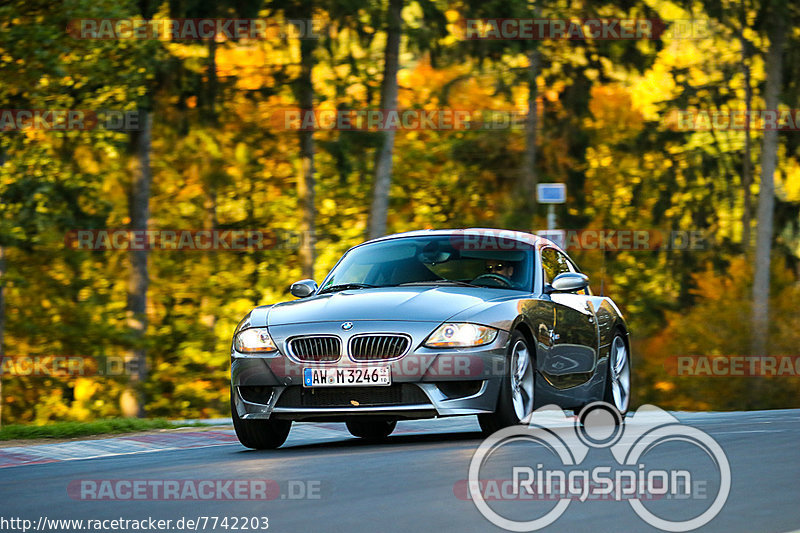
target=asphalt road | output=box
[1,409,799,533]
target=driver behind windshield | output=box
[485,259,515,280]
[318,237,533,292]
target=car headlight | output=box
[234,327,278,354]
[424,323,498,348]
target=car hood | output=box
[263,286,517,326]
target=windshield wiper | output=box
[317,283,377,294]
[397,279,478,287]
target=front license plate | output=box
[303,366,391,387]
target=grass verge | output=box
[0,418,209,441]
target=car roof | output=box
[360,228,560,251]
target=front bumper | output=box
[231,322,509,421]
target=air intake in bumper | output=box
[275,384,429,408]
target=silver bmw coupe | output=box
[230,229,631,448]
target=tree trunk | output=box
[368,0,403,239]
[740,34,752,251]
[297,26,317,279]
[200,37,218,330]
[200,186,218,330]
[124,110,152,418]
[205,38,218,126]
[521,45,540,213]
[750,17,785,359]
[0,144,5,427]
[0,245,5,428]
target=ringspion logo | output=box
[467,403,730,531]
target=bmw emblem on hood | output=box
[341,322,354,331]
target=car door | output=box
[539,247,599,388]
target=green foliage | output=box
[0,417,209,440]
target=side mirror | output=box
[547,272,589,293]
[290,279,317,298]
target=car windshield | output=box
[319,235,534,292]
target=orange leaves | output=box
[589,84,644,141]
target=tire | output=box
[345,419,397,441]
[603,332,631,417]
[231,388,291,449]
[478,330,535,435]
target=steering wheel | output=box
[471,273,512,287]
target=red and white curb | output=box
[0,423,385,469]
[0,430,239,469]
[0,416,526,468]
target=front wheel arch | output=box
[511,321,536,352]
[478,328,536,434]
[603,328,632,415]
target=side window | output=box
[541,248,571,285]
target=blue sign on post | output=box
[536,183,566,204]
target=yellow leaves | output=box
[216,44,278,91]
[777,158,800,202]
[165,41,207,61]
[73,379,99,402]
[632,62,676,120]
[346,83,368,102]
[74,145,100,174]
[321,198,337,212]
